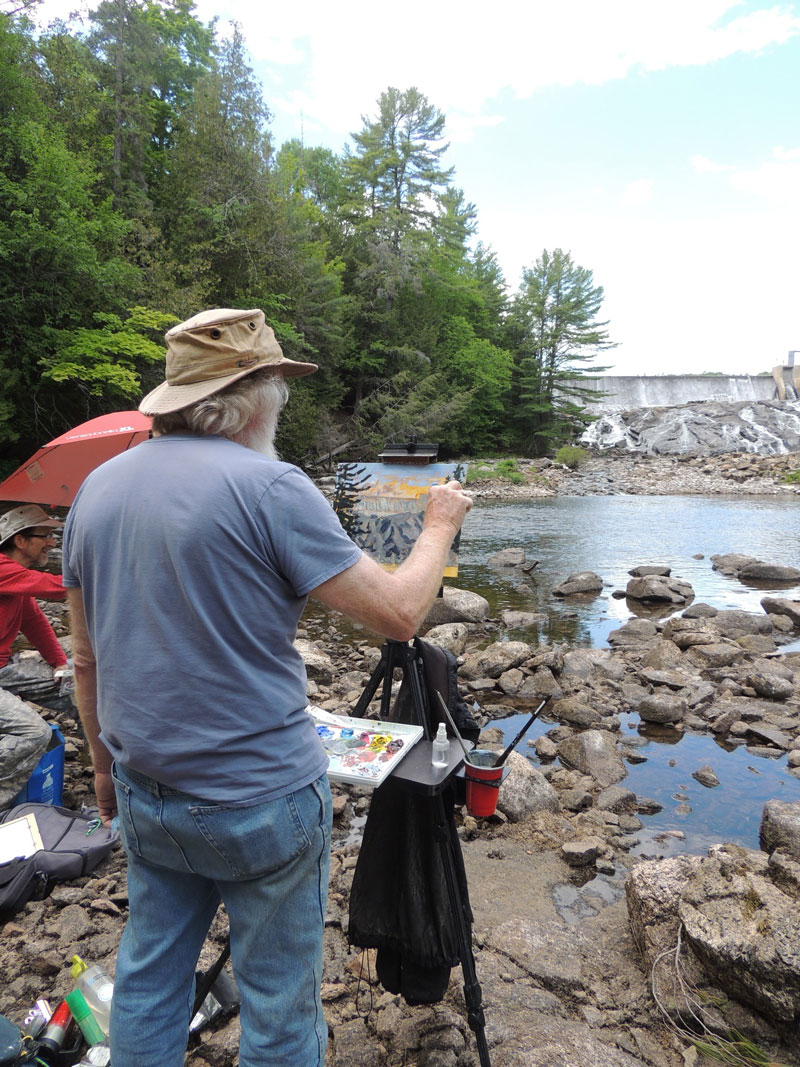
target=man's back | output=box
[62,432,360,801]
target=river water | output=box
[457,494,800,856]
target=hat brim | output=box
[139,357,318,416]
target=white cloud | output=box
[691,154,735,173]
[621,180,655,207]
[203,1,800,141]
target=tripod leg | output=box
[433,793,492,1067]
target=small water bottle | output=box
[431,723,449,769]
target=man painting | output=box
[62,308,471,1067]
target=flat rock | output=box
[552,571,604,597]
[557,730,627,787]
[761,597,800,628]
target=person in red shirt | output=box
[0,504,69,808]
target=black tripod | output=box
[352,639,492,1067]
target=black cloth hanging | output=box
[347,637,477,1005]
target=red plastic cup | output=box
[464,751,503,817]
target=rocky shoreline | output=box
[2,453,800,1067]
[464,449,800,500]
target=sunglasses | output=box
[26,531,55,540]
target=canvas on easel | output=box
[333,461,466,577]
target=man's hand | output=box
[94,770,117,826]
[423,481,472,535]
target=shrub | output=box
[554,445,589,470]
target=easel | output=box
[353,639,492,1067]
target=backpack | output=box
[0,803,119,917]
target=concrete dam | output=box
[577,366,800,455]
[580,374,779,412]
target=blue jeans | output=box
[110,763,332,1067]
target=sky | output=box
[30,0,800,377]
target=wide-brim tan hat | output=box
[0,504,63,543]
[139,308,318,415]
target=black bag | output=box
[0,803,118,917]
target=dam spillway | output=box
[575,373,800,455]
[579,374,779,412]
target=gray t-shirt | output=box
[62,434,362,802]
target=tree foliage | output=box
[0,6,614,474]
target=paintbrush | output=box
[493,697,550,767]
[435,691,473,762]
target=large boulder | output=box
[552,571,604,597]
[561,648,626,682]
[626,575,694,603]
[459,641,532,680]
[295,639,335,684]
[497,751,560,823]
[760,799,800,860]
[607,618,659,648]
[710,553,760,576]
[422,622,469,656]
[421,586,490,630]
[487,547,527,567]
[761,597,800,629]
[739,561,800,583]
[557,730,627,787]
[678,845,800,1023]
[637,693,686,725]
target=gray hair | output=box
[151,370,289,456]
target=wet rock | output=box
[534,735,559,760]
[760,799,800,860]
[294,639,335,684]
[552,571,604,597]
[710,553,761,576]
[607,619,659,647]
[682,602,718,618]
[460,641,532,680]
[685,642,745,669]
[423,623,469,656]
[747,670,794,700]
[421,587,491,629]
[637,693,686,725]
[691,765,720,788]
[500,610,547,629]
[517,667,563,703]
[738,561,800,583]
[679,843,800,1024]
[557,730,627,787]
[561,648,626,682]
[744,723,792,750]
[596,785,638,812]
[550,696,603,728]
[497,751,560,822]
[761,597,800,629]
[642,639,685,670]
[561,837,604,866]
[629,565,671,577]
[625,575,694,603]
[639,667,690,690]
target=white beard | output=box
[236,416,280,459]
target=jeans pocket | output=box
[111,763,141,858]
[188,793,313,880]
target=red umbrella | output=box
[0,411,152,508]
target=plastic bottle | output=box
[431,723,449,768]
[70,956,113,1038]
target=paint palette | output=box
[307,706,423,788]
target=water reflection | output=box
[459,494,800,647]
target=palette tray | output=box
[307,705,423,788]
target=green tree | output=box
[0,13,138,464]
[508,248,614,454]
